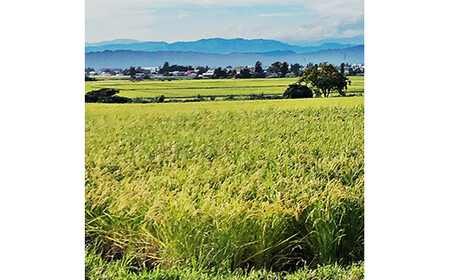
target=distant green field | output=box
[86,96,364,116]
[85,77,364,98]
[89,75,132,81]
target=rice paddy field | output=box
[85,76,364,98]
[85,94,364,279]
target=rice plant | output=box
[85,97,364,275]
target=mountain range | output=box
[86,45,364,69]
[85,38,356,55]
[85,39,141,47]
[285,35,364,47]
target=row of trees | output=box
[209,61,304,79]
[339,63,364,76]
[159,62,194,75]
[153,61,305,79]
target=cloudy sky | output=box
[86,0,363,43]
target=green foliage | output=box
[348,68,355,76]
[237,68,252,79]
[156,95,165,103]
[268,62,282,77]
[85,76,97,81]
[283,84,313,99]
[280,62,289,77]
[85,88,131,103]
[213,67,228,79]
[85,245,364,280]
[130,67,136,78]
[86,98,364,273]
[254,61,265,78]
[299,64,349,97]
[246,94,281,100]
[161,62,170,75]
[291,63,301,76]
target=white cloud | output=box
[257,13,297,18]
[87,0,362,16]
[86,0,363,42]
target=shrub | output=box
[248,94,265,100]
[195,94,205,101]
[85,76,97,81]
[156,95,165,103]
[283,84,313,99]
[85,88,131,103]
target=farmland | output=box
[85,96,364,279]
[85,76,364,99]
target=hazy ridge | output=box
[86,45,364,68]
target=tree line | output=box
[153,61,305,79]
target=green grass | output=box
[86,246,364,280]
[89,75,132,81]
[86,97,364,276]
[85,77,364,98]
[86,97,363,115]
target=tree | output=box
[237,68,251,79]
[197,66,207,75]
[268,61,282,76]
[283,84,313,99]
[213,67,228,79]
[340,63,345,74]
[290,63,301,76]
[129,67,136,78]
[160,62,170,75]
[280,62,289,77]
[348,68,355,76]
[254,61,264,78]
[299,63,348,97]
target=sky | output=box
[86,0,363,44]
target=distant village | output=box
[85,62,364,80]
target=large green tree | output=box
[290,63,301,76]
[213,67,228,79]
[299,64,348,97]
[160,61,170,75]
[280,62,289,77]
[129,67,136,78]
[254,61,265,78]
[268,61,282,76]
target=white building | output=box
[142,67,160,74]
[202,69,215,77]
